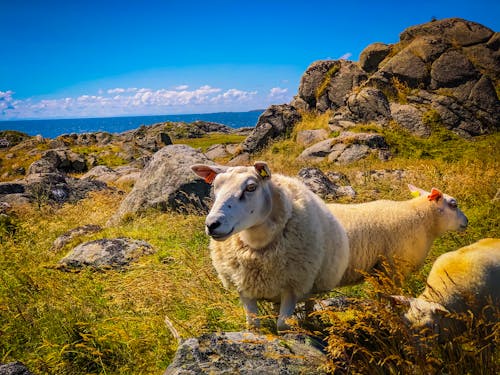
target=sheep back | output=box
[421,238,500,314]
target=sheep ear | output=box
[191,164,228,184]
[408,184,428,198]
[254,161,271,180]
[428,188,443,202]
[430,302,449,316]
[386,295,412,306]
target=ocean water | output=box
[0,110,264,139]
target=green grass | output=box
[174,133,246,152]
[0,112,498,373]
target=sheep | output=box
[389,238,500,338]
[327,184,468,286]
[191,161,350,331]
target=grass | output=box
[0,111,498,373]
[174,133,246,152]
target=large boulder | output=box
[164,332,326,375]
[399,18,494,47]
[359,43,392,73]
[109,145,213,224]
[58,238,154,270]
[239,104,301,154]
[430,50,480,88]
[298,167,355,200]
[346,88,391,123]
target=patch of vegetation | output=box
[174,133,246,152]
[316,63,341,100]
[0,130,30,147]
[71,144,129,167]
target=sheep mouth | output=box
[210,227,234,241]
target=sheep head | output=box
[407,184,468,233]
[191,162,273,241]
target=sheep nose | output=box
[206,220,222,235]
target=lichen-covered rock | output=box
[58,238,154,270]
[390,103,429,137]
[346,88,391,123]
[109,145,213,224]
[296,129,330,147]
[239,104,301,154]
[0,362,33,375]
[298,167,355,200]
[164,332,326,375]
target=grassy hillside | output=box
[0,113,499,373]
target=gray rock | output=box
[295,60,340,110]
[353,169,407,184]
[403,37,450,63]
[0,362,33,375]
[316,61,368,112]
[204,144,230,160]
[346,88,391,123]
[109,145,213,224]
[400,18,494,47]
[298,167,341,200]
[298,132,388,164]
[164,332,326,375]
[239,104,301,154]
[58,238,154,270]
[295,129,329,147]
[51,224,102,251]
[28,148,88,174]
[82,165,142,185]
[390,103,429,137]
[430,50,479,88]
[359,42,392,73]
[380,49,429,87]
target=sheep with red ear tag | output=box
[327,184,468,286]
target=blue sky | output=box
[1,0,499,120]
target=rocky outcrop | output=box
[58,238,154,270]
[165,332,326,375]
[108,145,213,224]
[284,18,500,141]
[239,104,301,155]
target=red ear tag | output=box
[204,171,217,184]
[427,188,442,202]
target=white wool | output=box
[327,186,468,285]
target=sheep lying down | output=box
[191,162,349,331]
[390,238,500,337]
[328,184,468,286]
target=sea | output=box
[0,110,264,139]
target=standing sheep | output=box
[390,238,500,337]
[191,162,349,331]
[328,184,468,286]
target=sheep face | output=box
[191,162,272,241]
[408,185,468,232]
[390,295,448,333]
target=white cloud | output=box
[175,85,189,90]
[267,87,291,102]
[338,52,352,60]
[0,85,266,119]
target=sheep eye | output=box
[245,184,257,193]
[448,200,458,209]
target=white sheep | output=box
[327,184,468,286]
[390,238,500,337]
[191,161,350,331]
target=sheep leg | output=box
[240,294,259,329]
[277,290,298,332]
